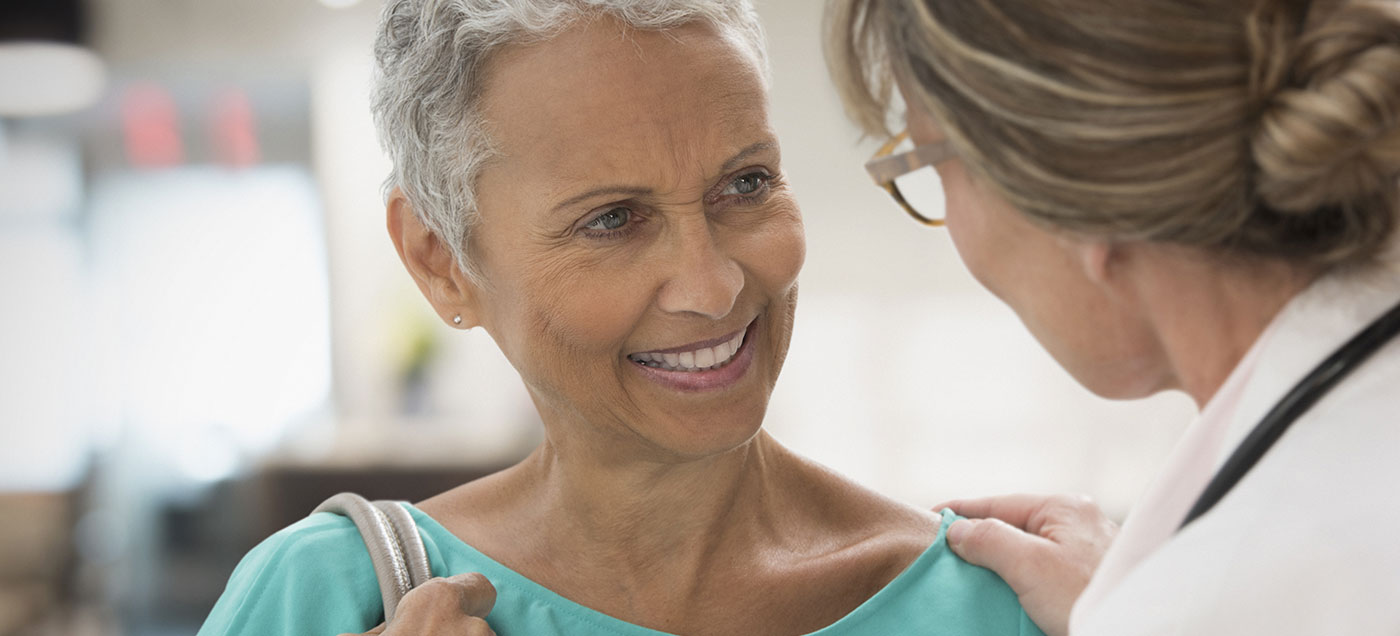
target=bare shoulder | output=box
[773,447,941,564]
[413,463,530,540]
[731,446,942,628]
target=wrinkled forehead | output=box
[478,17,773,193]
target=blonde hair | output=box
[826,0,1400,268]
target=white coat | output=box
[1070,251,1400,635]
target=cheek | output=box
[939,167,997,287]
[479,244,647,383]
[736,205,806,293]
[523,257,647,356]
[1035,290,1160,398]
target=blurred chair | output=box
[252,463,508,540]
[0,492,76,636]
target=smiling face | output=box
[456,18,804,460]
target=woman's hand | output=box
[938,494,1117,636]
[342,572,498,636]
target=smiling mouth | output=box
[627,325,750,372]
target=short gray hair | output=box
[371,0,769,280]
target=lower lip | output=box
[629,319,758,393]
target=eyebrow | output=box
[721,140,777,173]
[549,140,779,214]
[551,185,653,214]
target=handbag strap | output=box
[313,492,433,622]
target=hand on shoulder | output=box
[343,573,498,636]
[939,494,1118,636]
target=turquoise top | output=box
[198,505,1043,636]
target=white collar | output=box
[1210,254,1400,471]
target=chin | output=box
[1078,379,1151,401]
[1066,357,1167,401]
[642,400,771,461]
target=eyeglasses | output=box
[864,130,956,227]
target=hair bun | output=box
[1252,0,1400,214]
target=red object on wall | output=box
[211,87,260,169]
[121,83,183,168]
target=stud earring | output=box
[452,315,463,326]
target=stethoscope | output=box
[1179,297,1400,530]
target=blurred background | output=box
[0,0,1196,634]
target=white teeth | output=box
[630,328,748,372]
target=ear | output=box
[1065,236,1116,288]
[386,188,483,328]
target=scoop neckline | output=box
[403,504,954,635]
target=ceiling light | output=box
[0,42,106,117]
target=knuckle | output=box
[1050,493,1098,517]
[455,571,490,586]
[450,572,498,615]
[462,616,496,635]
[1053,492,1092,507]
[409,577,458,605]
[454,571,495,595]
[1072,495,1106,521]
[966,519,1003,547]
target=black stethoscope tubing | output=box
[1179,297,1400,530]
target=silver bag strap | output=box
[313,492,433,623]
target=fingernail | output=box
[947,519,971,546]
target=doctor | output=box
[825,0,1400,634]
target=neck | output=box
[518,428,785,580]
[1130,247,1317,407]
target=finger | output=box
[937,494,1056,530]
[448,572,498,617]
[462,615,498,636]
[945,517,1052,590]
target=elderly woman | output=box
[826,0,1400,634]
[197,2,1044,635]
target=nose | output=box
[655,221,743,320]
